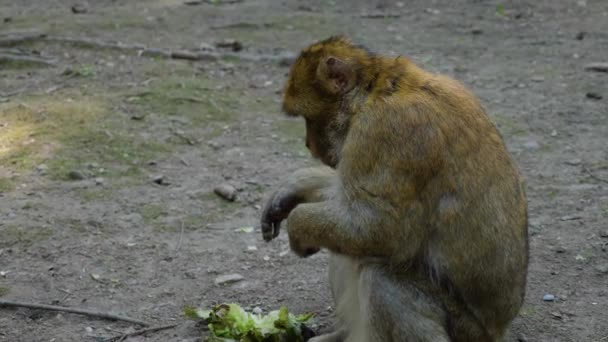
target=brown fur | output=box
[261,36,528,342]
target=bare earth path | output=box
[1,1,607,341]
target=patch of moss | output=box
[0,225,53,248]
[0,287,10,297]
[0,95,169,183]
[128,77,240,125]
[0,178,16,193]
[141,204,167,222]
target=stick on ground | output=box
[104,323,178,342]
[0,299,150,326]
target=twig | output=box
[211,21,274,30]
[582,165,608,184]
[168,96,205,103]
[175,220,185,253]
[360,12,401,18]
[0,299,150,326]
[103,323,177,342]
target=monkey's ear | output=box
[317,56,356,95]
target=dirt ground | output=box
[0,0,607,341]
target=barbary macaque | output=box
[261,36,528,342]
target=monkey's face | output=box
[282,45,359,168]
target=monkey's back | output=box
[354,69,529,340]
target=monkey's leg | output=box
[354,265,451,342]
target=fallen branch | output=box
[0,299,150,326]
[0,31,47,47]
[0,50,56,67]
[44,36,145,52]
[45,35,294,63]
[103,323,178,342]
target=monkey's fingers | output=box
[261,221,276,241]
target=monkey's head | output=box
[282,36,372,168]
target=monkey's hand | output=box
[261,189,300,241]
[260,167,335,242]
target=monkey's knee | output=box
[308,329,346,342]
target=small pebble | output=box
[584,62,608,73]
[550,130,558,137]
[575,31,586,40]
[71,4,88,14]
[36,164,48,174]
[531,76,545,82]
[523,140,540,150]
[543,294,555,302]
[152,175,169,186]
[214,273,244,285]
[554,246,566,254]
[594,263,608,274]
[252,307,263,315]
[564,159,581,166]
[214,183,237,201]
[599,230,608,238]
[94,177,104,186]
[67,170,85,180]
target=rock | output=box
[67,170,85,180]
[594,263,608,274]
[531,76,545,82]
[516,333,528,342]
[586,92,603,100]
[252,306,263,315]
[575,31,586,40]
[471,28,483,35]
[523,140,540,150]
[214,273,244,285]
[543,294,555,302]
[550,130,558,137]
[554,246,566,254]
[36,164,48,175]
[599,230,608,238]
[215,39,243,52]
[550,311,562,319]
[584,62,608,73]
[152,175,169,186]
[208,140,222,150]
[564,159,582,166]
[214,183,237,201]
[94,177,104,186]
[71,4,88,14]
[246,245,258,252]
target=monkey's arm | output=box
[261,166,336,241]
[285,195,424,259]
